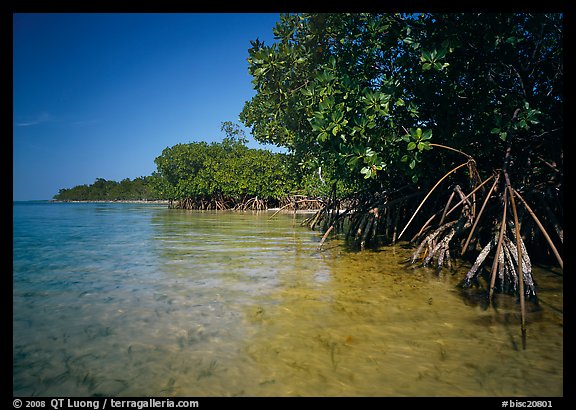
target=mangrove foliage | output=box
[152,123,297,210]
[240,12,563,345]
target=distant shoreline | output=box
[49,199,170,204]
[46,200,321,213]
[36,200,329,216]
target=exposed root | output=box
[461,226,536,299]
[412,220,457,264]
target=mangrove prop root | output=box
[461,174,500,255]
[502,240,516,293]
[490,190,508,301]
[317,225,335,250]
[463,239,494,287]
[371,208,379,241]
[270,202,295,219]
[317,206,355,250]
[513,188,563,269]
[412,175,494,244]
[398,161,468,240]
[310,207,324,230]
[360,216,374,250]
[454,185,473,223]
[464,232,536,299]
[507,184,527,349]
[439,190,456,227]
[435,228,455,269]
[503,232,536,296]
[424,225,456,268]
[354,213,370,242]
[411,220,457,264]
[392,205,401,243]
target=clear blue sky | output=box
[13,13,281,201]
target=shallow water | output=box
[13,202,563,397]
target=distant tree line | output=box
[53,176,160,201]
[53,123,307,208]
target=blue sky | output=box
[13,13,281,200]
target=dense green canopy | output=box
[241,13,562,194]
[151,124,296,209]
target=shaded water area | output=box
[13,202,563,397]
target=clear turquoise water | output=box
[13,202,563,397]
